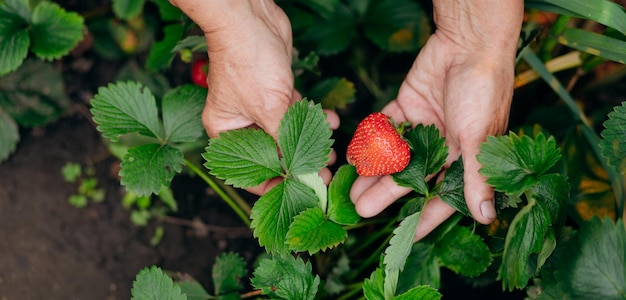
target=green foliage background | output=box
[1,0,626,299]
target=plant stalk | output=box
[184,159,251,226]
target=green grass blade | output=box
[559,28,626,64]
[525,0,626,35]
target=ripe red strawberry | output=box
[347,112,411,176]
[191,59,209,88]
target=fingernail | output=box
[480,200,497,221]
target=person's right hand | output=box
[170,0,339,195]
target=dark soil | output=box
[0,114,258,299]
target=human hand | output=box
[350,0,524,240]
[170,0,339,195]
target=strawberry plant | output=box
[15,0,622,298]
[0,0,84,162]
[61,162,106,208]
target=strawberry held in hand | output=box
[347,112,411,176]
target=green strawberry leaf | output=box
[437,158,470,216]
[151,0,183,22]
[478,132,561,196]
[397,242,440,293]
[385,269,399,300]
[558,217,626,299]
[301,3,357,55]
[278,99,333,176]
[119,143,184,197]
[398,196,425,219]
[30,1,84,61]
[115,62,171,100]
[393,124,448,195]
[203,129,283,189]
[363,266,386,300]
[435,226,492,277]
[90,81,162,142]
[395,285,441,300]
[294,0,339,19]
[530,173,569,233]
[383,211,422,298]
[157,185,177,212]
[250,179,319,254]
[131,266,187,300]
[600,101,626,174]
[286,207,347,254]
[162,84,206,143]
[328,164,361,225]
[177,279,211,300]
[384,211,421,271]
[0,0,30,76]
[0,59,70,127]
[498,181,555,291]
[61,163,82,183]
[382,211,422,298]
[112,0,146,20]
[292,50,319,75]
[0,109,19,162]
[1,0,30,20]
[308,77,356,110]
[362,0,429,52]
[251,255,320,300]
[294,172,328,211]
[172,35,207,55]
[146,23,185,71]
[212,252,246,296]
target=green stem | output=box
[350,219,396,255]
[343,218,392,231]
[184,159,251,226]
[337,282,364,300]
[348,224,395,282]
[355,234,392,277]
[352,47,386,102]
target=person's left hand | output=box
[349,1,521,239]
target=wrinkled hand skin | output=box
[169,0,339,195]
[172,0,524,241]
[350,0,524,241]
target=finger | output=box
[245,176,284,196]
[249,96,292,140]
[292,89,302,101]
[414,197,456,241]
[351,175,413,218]
[328,150,337,166]
[461,145,496,224]
[324,109,340,130]
[246,168,333,196]
[202,100,254,138]
[382,99,443,133]
[320,167,332,185]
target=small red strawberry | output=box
[191,59,209,88]
[347,112,411,176]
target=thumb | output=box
[462,145,497,225]
[251,89,300,140]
